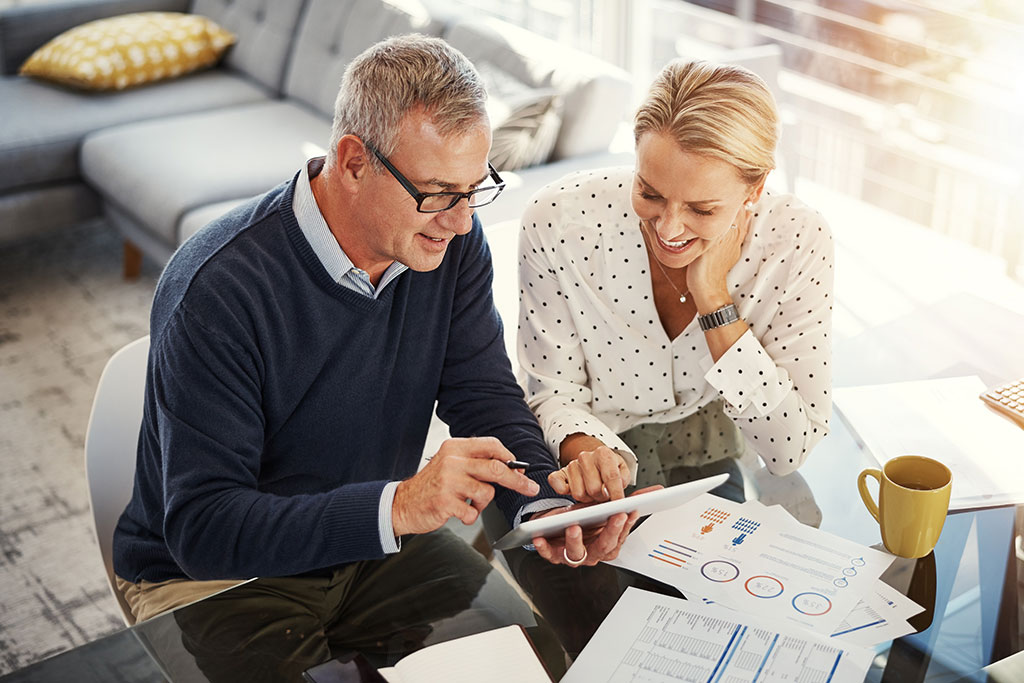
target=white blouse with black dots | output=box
[517,166,835,479]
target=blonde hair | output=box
[327,34,487,170]
[634,60,778,187]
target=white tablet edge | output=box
[492,473,728,550]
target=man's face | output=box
[356,109,492,276]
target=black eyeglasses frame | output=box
[363,140,505,213]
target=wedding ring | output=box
[563,547,588,566]
[729,223,737,230]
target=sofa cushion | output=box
[282,0,442,118]
[190,0,310,94]
[0,69,270,194]
[178,196,251,243]
[81,100,330,245]
[19,12,236,91]
[476,62,562,172]
[444,17,631,161]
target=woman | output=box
[518,60,833,504]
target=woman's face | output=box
[632,131,758,269]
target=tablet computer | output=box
[492,473,728,550]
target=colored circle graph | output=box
[792,592,832,616]
[745,575,784,598]
[700,560,740,583]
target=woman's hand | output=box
[687,203,752,304]
[549,444,631,503]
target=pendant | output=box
[679,294,687,303]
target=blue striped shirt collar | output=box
[293,157,408,298]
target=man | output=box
[111,34,635,674]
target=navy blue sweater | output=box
[113,175,559,583]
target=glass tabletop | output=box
[4,426,1019,683]
[6,300,1024,683]
[487,411,1020,683]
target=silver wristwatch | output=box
[698,304,740,331]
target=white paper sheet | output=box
[834,376,1024,510]
[563,587,873,683]
[687,581,922,649]
[830,581,923,647]
[609,494,893,634]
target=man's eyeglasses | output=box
[364,140,505,213]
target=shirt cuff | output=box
[703,329,788,416]
[513,497,575,551]
[378,481,402,554]
[541,409,640,485]
[513,497,575,528]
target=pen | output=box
[506,460,530,470]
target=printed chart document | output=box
[376,625,551,683]
[609,494,893,635]
[830,581,923,647]
[834,375,1024,510]
[563,587,872,683]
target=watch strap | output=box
[698,304,740,331]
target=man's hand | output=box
[392,437,540,536]
[549,445,630,503]
[531,485,662,567]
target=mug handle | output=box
[858,469,881,522]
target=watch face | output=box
[700,305,739,331]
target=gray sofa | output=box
[0,0,631,272]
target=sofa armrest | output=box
[0,0,189,75]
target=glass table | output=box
[4,290,1022,682]
[491,404,1021,683]
[3,416,1019,683]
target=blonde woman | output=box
[518,60,834,504]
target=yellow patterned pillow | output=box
[19,12,236,91]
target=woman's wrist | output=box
[691,285,732,315]
[559,433,606,465]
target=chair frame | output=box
[83,335,150,626]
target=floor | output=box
[0,220,159,673]
[0,179,1021,675]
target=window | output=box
[449,0,1024,278]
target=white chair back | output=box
[83,336,150,626]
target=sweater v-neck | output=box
[279,174,400,312]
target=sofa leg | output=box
[124,241,142,280]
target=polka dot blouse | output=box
[517,167,834,478]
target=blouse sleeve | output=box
[705,209,835,475]
[516,205,640,482]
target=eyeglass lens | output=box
[418,185,502,212]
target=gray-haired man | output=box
[112,34,636,677]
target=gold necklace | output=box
[641,220,690,303]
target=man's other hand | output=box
[392,437,540,536]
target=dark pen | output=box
[506,460,530,470]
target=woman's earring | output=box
[744,201,754,212]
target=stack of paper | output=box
[608,493,923,647]
[564,587,875,683]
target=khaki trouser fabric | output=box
[116,575,244,624]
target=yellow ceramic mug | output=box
[857,455,952,558]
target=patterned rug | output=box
[0,220,159,674]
